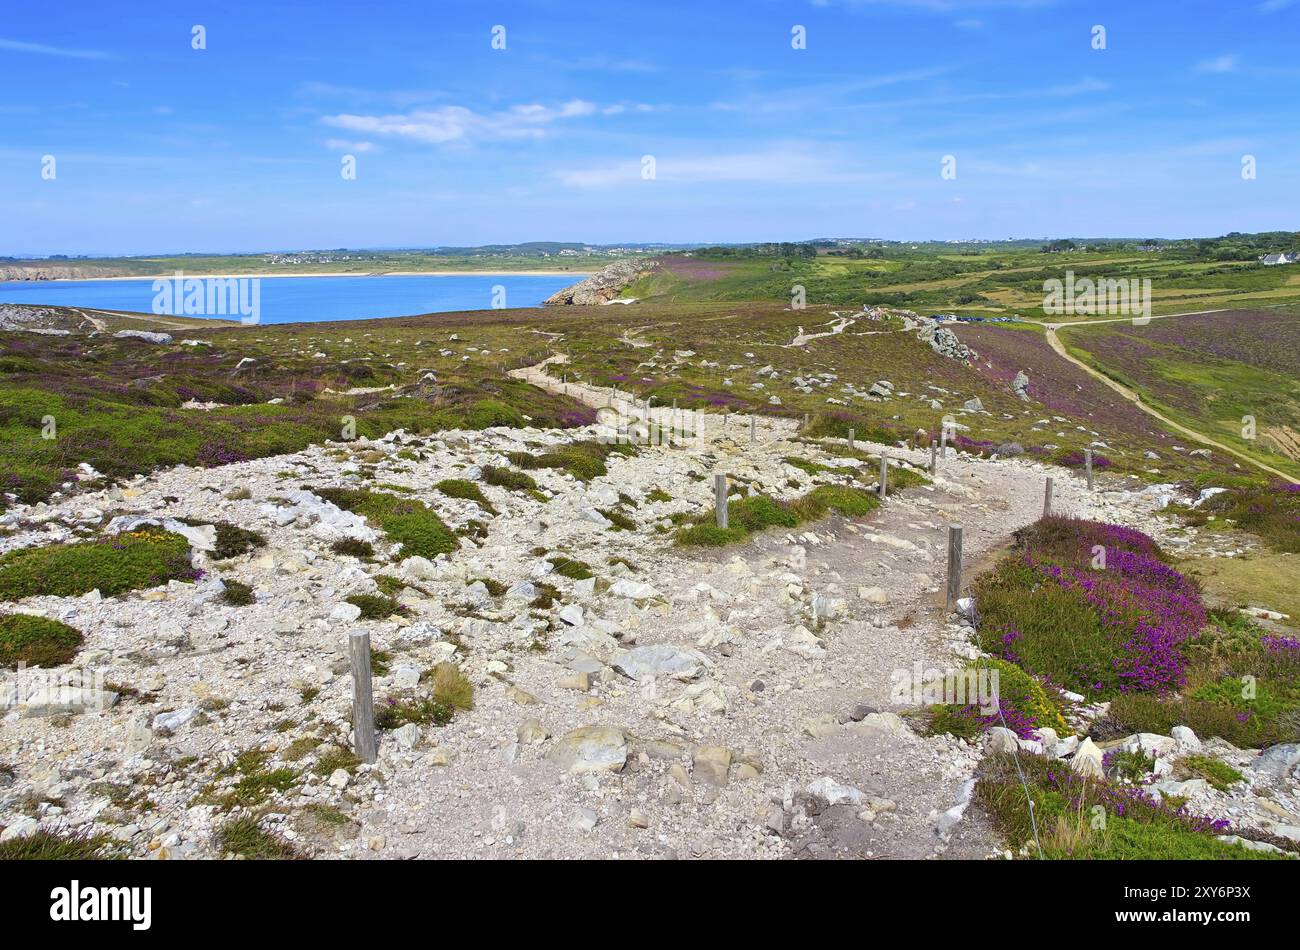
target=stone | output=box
[507,687,539,706]
[692,746,732,787]
[392,664,421,689]
[1071,737,1104,777]
[783,625,825,659]
[857,586,888,604]
[558,672,591,692]
[986,727,1020,753]
[548,726,628,773]
[1250,743,1300,779]
[558,604,584,627]
[114,329,172,344]
[610,644,707,681]
[151,706,199,733]
[608,579,661,600]
[392,723,421,751]
[1170,725,1201,751]
[330,602,362,623]
[962,397,984,412]
[505,581,536,601]
[328,768,351,789]
[0,817,40,841]
[807,776,866,806]
[627,809,649,829]
[517,718,549,744]
[572,807,599,832]
[19,686,119,717]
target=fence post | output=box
[348,630,377,765]
[1044,477,1054,518]
[946,526,963,612]
[930,441,938,475]
[750,415,757,444]
[878,454,888,498]
[1085,448,1094,490]
[715,473,729,529]
[848,428,856,451]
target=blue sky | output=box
[2,0,1298,255]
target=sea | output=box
[0,273,585,324]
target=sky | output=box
[2,0,1299,256]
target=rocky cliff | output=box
[544,258,657,306]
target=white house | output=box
[1261,252,1298,265]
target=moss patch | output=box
[0,529,196,601]
[0,614,83,668]
[312,487,457,559]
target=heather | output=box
[1103,610,1300,747]
[973,517,1205,698]
[0,529,198,601]
[1179,481,1300,554]
[927,658,1069,741]
[975,751,1283,860]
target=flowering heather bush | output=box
[1055,449,1112,469]
[973,751,1279,860]
[974,517,1205,697]
[1184,481,1300,553]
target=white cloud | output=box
[1195,55,1237,74]
[0,37,113,59]
[325,139,376,152]
[321,100,597,145]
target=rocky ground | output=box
[1,364,1296,860]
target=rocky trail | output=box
[0,355,1256,860]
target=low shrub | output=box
[0,614,83,669]
[330,537,375,558]
[345,593,402,619]
[312,488,457,559]
[220,579,255,607]
[429,662,474,711]
[435,478,498,516]
[0,529,197,601]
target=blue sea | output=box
[0,273,585,324]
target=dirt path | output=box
[449,357,1160,859]
[1041,312,1296,482]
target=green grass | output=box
[505,439,636,482]
[0,830,119,860]
[429,662,474,711]
[0,529,195,601]
[676,486,881,546]
[313,746,362,777]
[481,464,542,497]
[1178,754,1245,792]
[311,487,458,559]
[551,557,594,580]
[0,614,83,668]
[345,593,403,619]
[374,696,453,729]
[927,657,1070,739]
[215,816,303,860]
[435,478,499,516]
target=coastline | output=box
[1,270,591,283]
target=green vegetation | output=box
[677,485,881,546]
[597,507,637,531]
[215,816,303,860]
[312,487,457,559]
[0,529,195,601]
[927,658,1070,740]
[220,579,255,607]
[551,557,594,580]
[374,696,453,729]
[202,749,297,811]
[210,523,267,560]
[330,537,375,558]
[1178,754,1244,792]
[976,752,1283,860]
[0,614,83,668]
[481,464,542,496]
[344,593,403,619]
[429,662,474,710]
[645,488,672,503]
[0,830,118,860]
[435,478,499,516]
[313,746,361,777]
[506,439,636,482]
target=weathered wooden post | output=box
[750,415,757,444]
[848,428,856,451]
[348,630,377,764]
[1084,448,1094,490]
[878,453,888,498]
[946,526,963,613]
[803,412,810,430]
[930,441,938,475]
[1044,477,1054,518]
[715,473,729,529]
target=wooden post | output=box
[940,429,948,459]
[1084,448,1094,490]
[715,473,729,529]
[348,630,377,765]
[878,453,888,498]
[724,408,730,430]
[946,525,963,612]
[750,415,757,443]
[930,441,938,475]
[1043,477,1054,518]
[848,428,855,451]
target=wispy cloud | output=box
[1259,0,1297,12]
[1195,54,1237,74]
[555,144,882,188]
[0,37,114,60]
[321,100,598,145]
